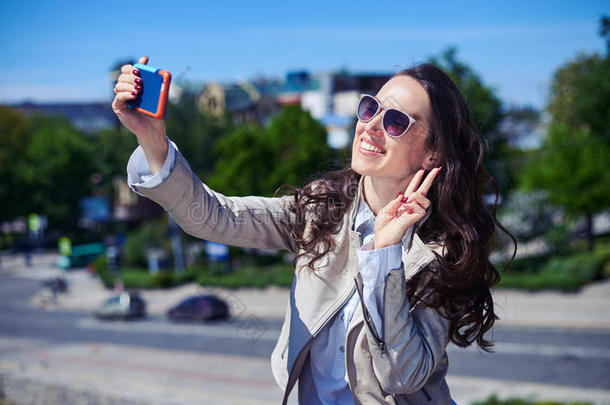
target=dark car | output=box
[94,292,147,320]
[167,295,229,322]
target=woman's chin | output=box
[351,160,378,177]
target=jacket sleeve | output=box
[126,139,297,253]
[357,243,450,395]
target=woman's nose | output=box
[364,112,384,138]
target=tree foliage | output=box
[208,105,335,196]
[91,127,138,197]
[165,91,233,178]
[0,106,32,223]
[547,53,610,142]
[520,123,610,216]
[429,47,503,137]
[520,20,610,249]
[428,47,513,192]
[14,114,95,230]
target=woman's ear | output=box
[422,152,438,171]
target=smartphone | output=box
[127,63,171,119]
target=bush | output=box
[501,254,552,274]
[92,255,115,289]
[473,394,592,405]
[498,252,607,291]
[194,263,294,289]
[121,269,194,289]
[122,219,170,268]
[93,255,194,289]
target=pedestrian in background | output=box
[112,56,515,405]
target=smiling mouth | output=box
[360,139,386,154]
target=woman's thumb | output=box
[138,55,149,65]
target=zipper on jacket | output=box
[422,387,432,401]
[354,276,386,355]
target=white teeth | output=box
[361,140,384,153]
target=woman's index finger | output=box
[417,167,441,196]
[405,169,425,195]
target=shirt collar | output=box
[354,197,375,238]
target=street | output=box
[1,258,609,404]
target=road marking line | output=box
[448,341,610,359]
[78,319,610,360]
[76,317,279,342]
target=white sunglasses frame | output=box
[356,94,429,137]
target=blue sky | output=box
[0,0,607,108]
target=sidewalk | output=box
[0,337,293,405]
[2,338,609,405]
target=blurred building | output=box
[297,71,391,149]
[112,176,163,223]
[11,102,118,133]
[197,81,279,124]
[196,69,390,149]
[500,107,547,150]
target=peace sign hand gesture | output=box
[373,167,441,249]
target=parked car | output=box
[167,295,229,322]
[94,292,146,320]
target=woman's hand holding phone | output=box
[112,56,168,175]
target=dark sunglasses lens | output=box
[383,109,410,137]
[357,96,378,121]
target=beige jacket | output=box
[131,147,452,404]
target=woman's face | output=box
[351,75,434,184]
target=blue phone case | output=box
[127,63,171,119]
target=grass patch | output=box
[193,263,294,289]
[497,237,610,291]
[498,253,606,291]
[92,255,294,290]
[121,269,194,289]
[473,394,592,405]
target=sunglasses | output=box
[356,94,428,138]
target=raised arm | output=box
[128,143,297,252]
[113,56,297,252]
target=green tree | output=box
[520,123,610,249]
[547,52,610,143]
[207,125,274,196]
[520,19,610,250]
[0,106,32,223]
[91,127,138,197]
[264,105,335,189]
[165,91,233,178]
[428,47,512,192]
[429,47,503,136]
[208,105,335,196]
[16,115,95,231]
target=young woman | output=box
[113,56,514,405]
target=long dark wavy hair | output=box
[286,63,516,351]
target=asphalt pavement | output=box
[1,252,609,405]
